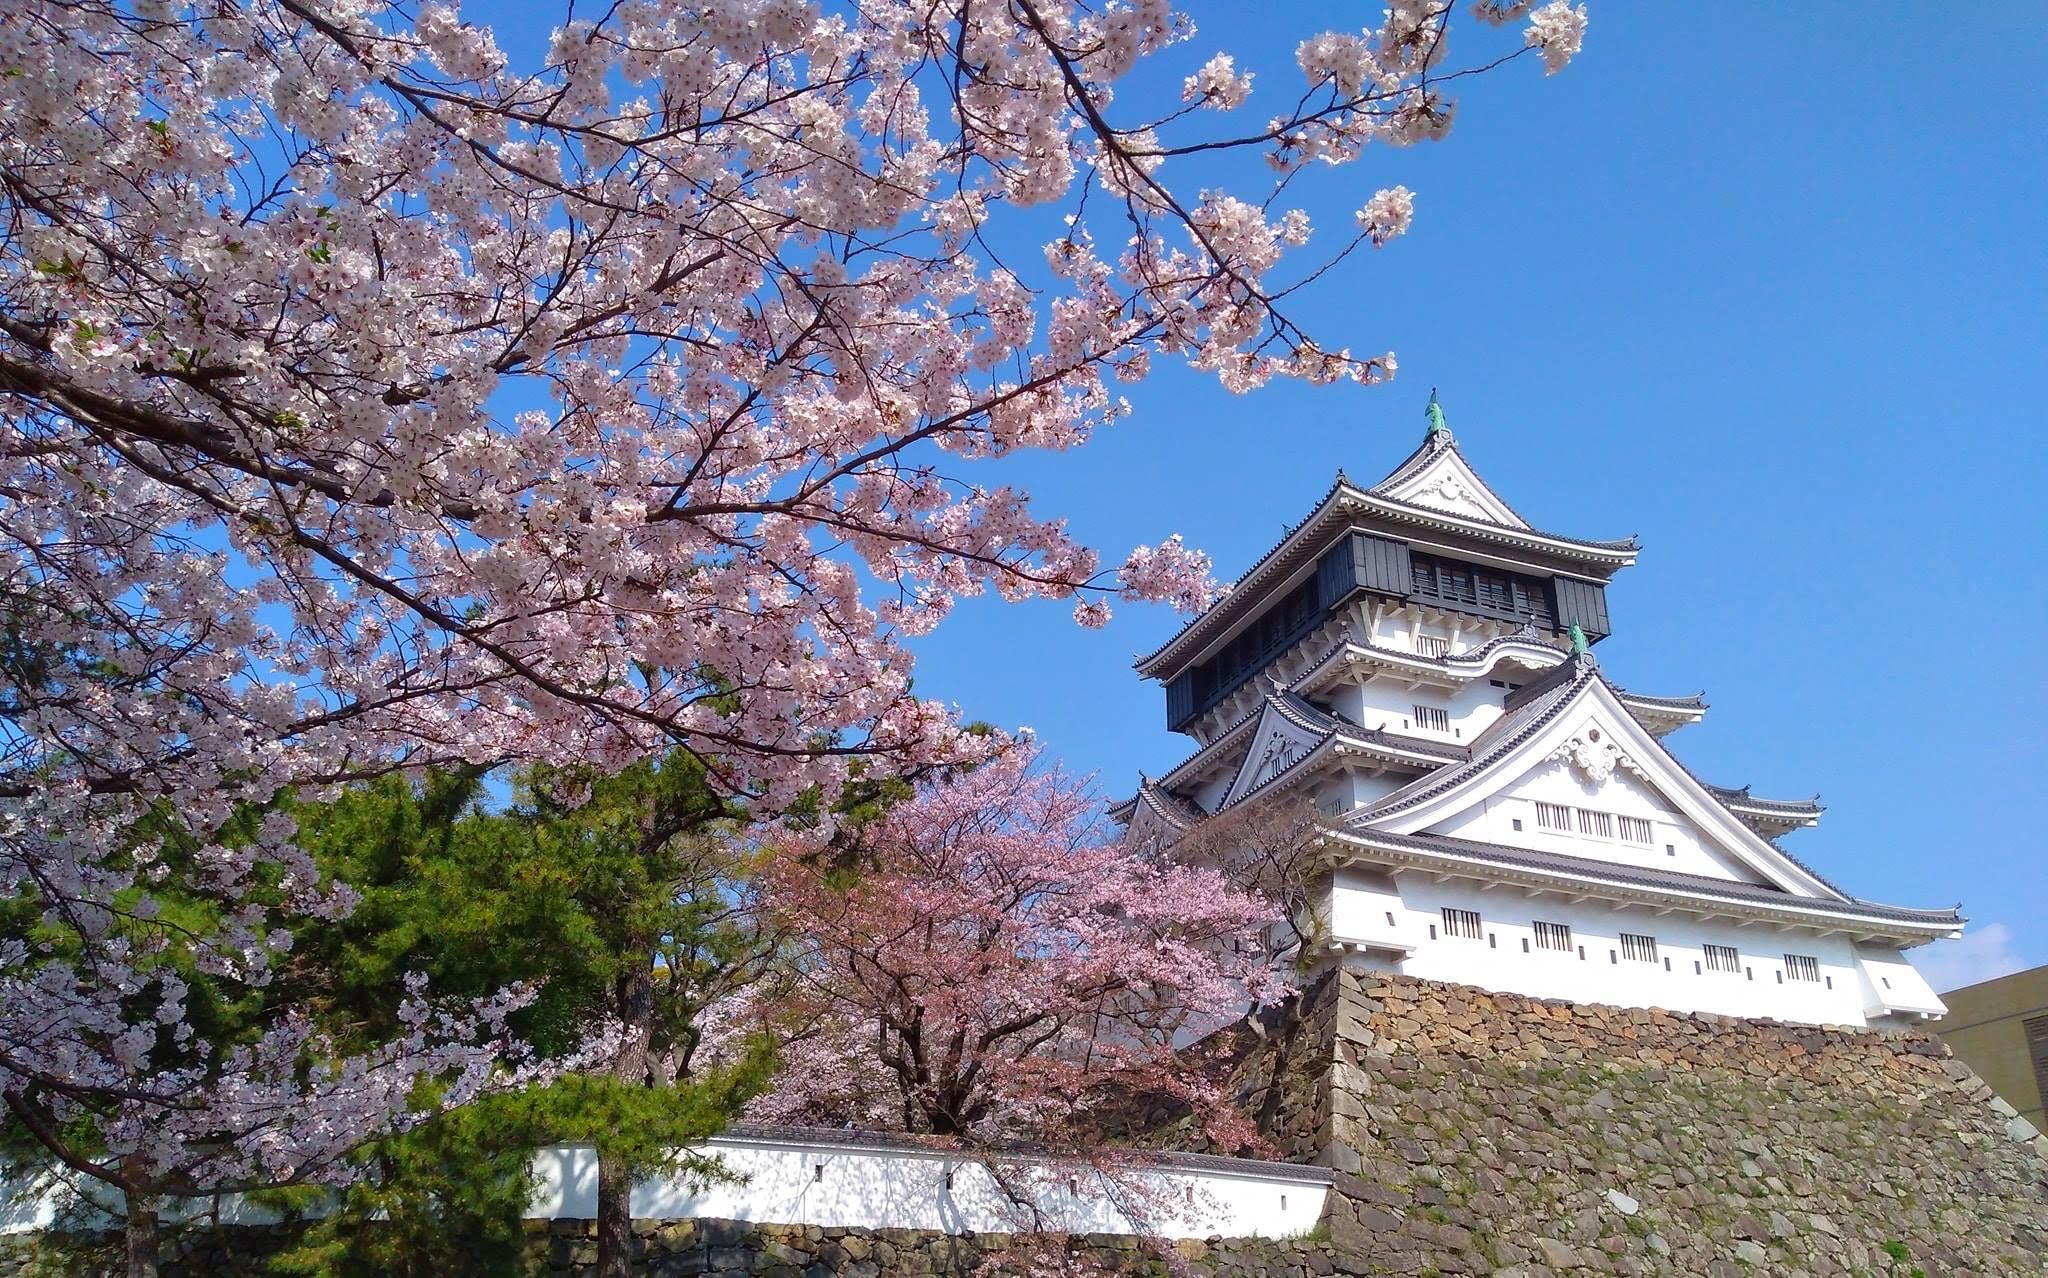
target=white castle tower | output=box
[1114,393,1958,1028]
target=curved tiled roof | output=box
[1133,469,1637,676]
[1348,656,1595,823]
[1213,695,1470,813]
[1292,628,1565,689]
[1153,682,1459,795]
[1141,779,1207,828]
[1330,829,1961,931]
[1133,476,1350,673]
[1347,655,1855,903]
[1617,690,1709,711]
[1706,784,1824,817]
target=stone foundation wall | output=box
[0,1217,1334,1277]
[1230,968,2048,1276]
[14,971,2048,1276]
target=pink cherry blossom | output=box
[0,0,1585,1224]
[753,750,1287,1146]
[1358,186,1418,247]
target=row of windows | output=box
[1436,910,1826,983]
[1529,803,1656,845]
[1184,579,1322,717]
[1408,552,1556,627]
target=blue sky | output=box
[895,5,2048,988]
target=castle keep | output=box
[1116,394,1957,1028]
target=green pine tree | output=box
[260,755,781,1278]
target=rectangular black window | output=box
[1784,954,1821,983]
[1704,943,1741,974]
[1534,801,1572,832]
[1533,920,1572,952]
[1620,933,1658,963]
[1181,578,1324,723]
[1441,907,1483,940]
[1408,551,1556,628]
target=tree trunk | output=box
[125,1192,160,1278]
[595,1147,634,1278]
[596,951,655,1278]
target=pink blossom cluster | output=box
[753,751,1287,1147]
[0,0,1582,1198]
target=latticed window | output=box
[1416,634,1451,658]
[1620,933,1658,964]
[1413,704,1450,732]
[1441,907,1483,940]
[1784,954,1821,983]
[1534,801,1572,832]
[1186,578,1322,717]
[1577,809,1614,838]
[1616,814,1653,844]
[1533,920,1572,952]
[1704,943,1741,974]
[1408,552,1555,627]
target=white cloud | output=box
[1915,921,2031,994]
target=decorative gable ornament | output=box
[1221,693,1333,808]
[1548,726,1646,786]
[1254,733,1306,787]
[1429,471,1471,507]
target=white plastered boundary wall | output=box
[534,1132,1328,1238]
[1328,871,1944,1028]
[1,1127,1331,1241]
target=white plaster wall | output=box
[529,1139,1326,1240]
[1330,675,1510,747]
[0,1178,293,1235]
[3,1139,1327,1241]
[1328,867,1412,953]
[1851,943,1947,1022]
[1312,771,1406,813]
[1430,759,1767,887]
[1193,772,1233,814]
[1331,874,1892,1026]
[1359,605,1520,657]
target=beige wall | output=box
[1940,965,2048,1127]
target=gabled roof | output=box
[1114,684,1463,826]
[1133,445,1639,679]
[1146,681,1460,798]
[1110,777,1207,832]
[1347,654,1850,902]
[1345,654,1592,824]
[1368,430,1534,529]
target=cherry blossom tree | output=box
[0,0,1587,1270]
[1168,792,1336,962]
[753,750,1285,1146]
